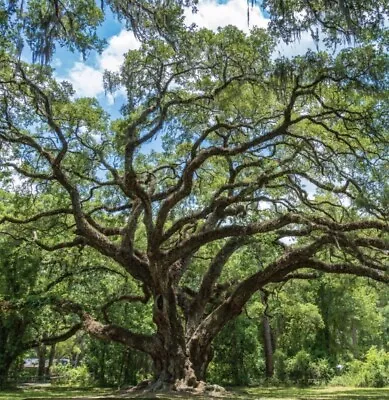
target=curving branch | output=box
[57,299,159,356]
[22,323,82,351]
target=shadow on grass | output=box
[240,386,389,400]
[0,385,388,400]
[0,386,112,400]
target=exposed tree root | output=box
[119,379,227,397]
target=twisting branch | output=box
[22,323,82,351]
[101,290,151,323]
[57,299,159,356]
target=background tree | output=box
[266,275,388,385]
[0,190,130,386]
[0,236,81,386]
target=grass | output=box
[0,386,111,400]
[0,385,388,400]
[241,386,389,399]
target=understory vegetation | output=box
[5,275,388,389]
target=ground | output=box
[0,386,389,400]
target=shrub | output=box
[274,350,288,382]
[277,351,333,385]
[285,350,312,385]
[349,347,388,387]
[309,358,333,384]
[330,347,389,388]
[51,364,94,387]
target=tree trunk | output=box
[188,338,214,382]
[0,357,12,389]
[142,332,215,390]
[37,344,46,381]
[351,319,358,357]
[152,351,196,389]
[46,344,56,376]
[262,313,274,378]
[140,281,202,391]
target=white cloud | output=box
[66,62,104,97]
[339,195,351,207]
[301,177,317,200]
[275,31,319,58]
[100,30,140,72]
[280,236,297,246]
[184,0,268,31]
[60,31,140,98]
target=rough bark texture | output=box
[37,344,46,381]
[47,344,56,375]
[0,318,27,387]
[262,314,274,378]
[0,359,12,389]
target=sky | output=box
[51,0,318,117]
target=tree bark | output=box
[0,360,12,389]
[262,313,274,378]
[189,339,213,382]
[37,343,46,381]
[46,344,56,376]
[151,291,198,389]
[0,321,25,387]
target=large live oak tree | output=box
[0,0,388,391]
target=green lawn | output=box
[242,386,389,399]
[0,386,111,400]
[0,385,388,400]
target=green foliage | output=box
[272,283,325,358]
[285,350,312,385]
[274,350,333,386]
[0,0,104,63]
[270,276,388,382]
[269,276,388,387]
[315,277,385,361]
[273,350,288,383]
[207,315,263,386]
[263,0,388,45]
[51,364,94,387]
[84,340,152,386]
[331,347,389,388]
[309,358,334,385]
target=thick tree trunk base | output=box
[122,379,227,397]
